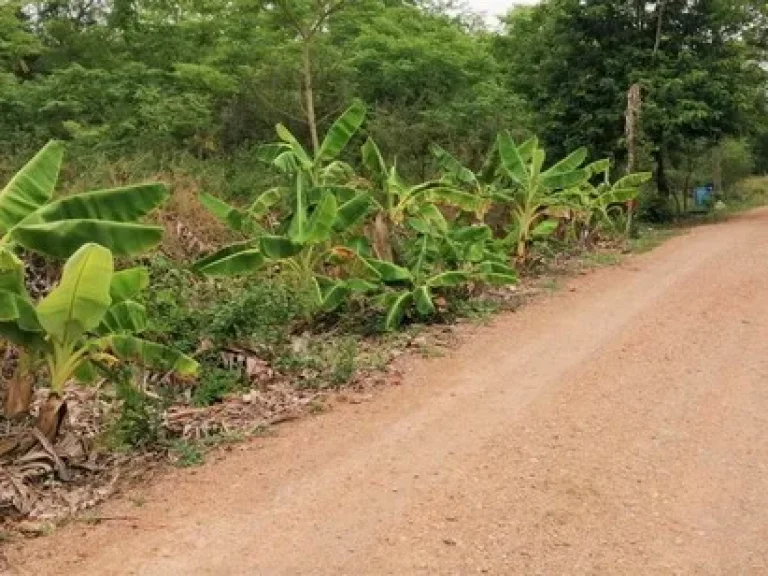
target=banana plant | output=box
[430,142,503,200]
[256,101,367,188]
[0,141,167,260]
[360,137,489,261]
[196,100,366,237]
[556,161,652,245]
[0,140,169,419]
[0,243,198,393]
[194,178,373,312]
[195,102,377,313]
[494,134,590,261]
[361,214,517,330]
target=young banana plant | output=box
[195,103,374,312]
[361,211,517,331]
[555,160,652,245]
[0,244,198,390]
[494,134,590,261]
[0,140,169,418]
[0,244,198,437]
[360,137,489,261]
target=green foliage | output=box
[107,372,164,450]
[0,243,198,394]
[192,368,242,407]
[0,141,166,259]
[170,439,205,468]
[195,103,373,312]
[494,0,766,201]
[143,256,306,354]
[494,134,590,259]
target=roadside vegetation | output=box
[0,0,766,526]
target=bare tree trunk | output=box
[625,84,642,173]
[302,42,320,155]
[625,83,642,237]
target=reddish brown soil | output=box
[7,209,768,575]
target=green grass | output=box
[581,251,622,268]
[169,440,205,467]
[629,226,678,254]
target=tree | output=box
[494,0,767,200]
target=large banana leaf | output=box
[248,187,284,218]
[383,291,413,331]
[98,300,148,335]
[260,235,303,259]
[192,241,265,276]
[427,271,472,288]
[518,137,539,160]
[317,101,366,162]
[0,248,26,295]
[530,148,546,184]
[312,276,350,312]
[334,193,371,233]
[12,220,164,258]
[541,147,588,179]
[275,124,313,171]
[363,258,412,283]
[287,175,309,242]
[540,169,589,191]
[302,192,337,243]
[0,141,63,236]
[23,184,166,225]
[199,192,245,231]
[497,133,528,185]
[361,137,387,183]
[430,144,477,187]
[37,243,113,345]
[97,334,198,376]
[109,267,149,303]
[7,183,167,258]
[613,172,652,189]
[413,285,436,316]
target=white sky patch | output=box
[465,0,540,27]
[468,0,539,17]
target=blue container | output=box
[694,185,714,207]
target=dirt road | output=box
[8,210,768,575]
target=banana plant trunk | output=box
[371,212,394,262]
[3,351,34,419]
[36,394,67,442]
